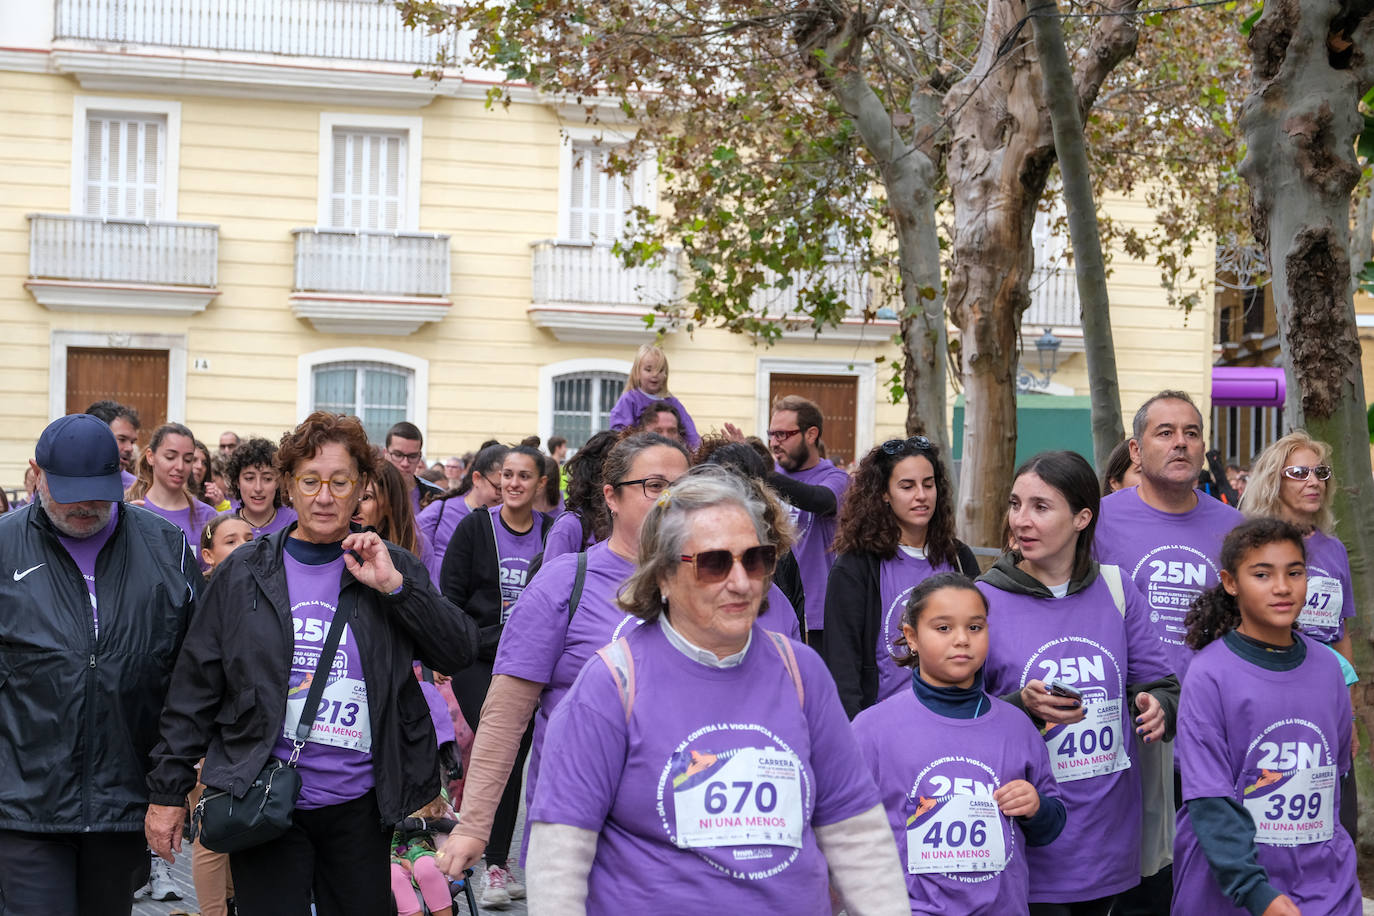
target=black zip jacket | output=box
[146,526,478,828]
[822,544,980,718]
[439,507,552,663]
[0,502,199,833]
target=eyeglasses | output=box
[881,436,934,455]
[1282,465,1331,481]
[388,449,422,465]
[766,428,802,443]
[293,474,358,498]
[678,545,778,584]
[614,476,673,498]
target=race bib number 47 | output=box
[672,747,804,850]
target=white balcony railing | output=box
[55,0,450,66]
[530,240,682,308]
[749,259,872,318]
[1025,262,1079,328]
[28,214,218,287]
[292,228,450,297]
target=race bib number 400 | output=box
[672,747,804,850]
[1241,765,1336,847]
[906,794,1007,874]
[1045,697,1129,783]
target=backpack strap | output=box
[1101,564,1126,618]
[764,630,805,707]
[567,550,588,621]
[595,637,637,723]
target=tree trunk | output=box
[1028,0,1125,468]
[810,19,951,457]
[1238,0,1374,846]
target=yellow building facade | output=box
[0,0,1214,486]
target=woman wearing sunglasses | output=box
[823,436,980,718]
[437,432,691,890]
[525,467,908,915]
[1239,430,1361,841]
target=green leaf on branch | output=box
[1239,4,1263,37]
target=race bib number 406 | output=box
[906,794,1007,874]
[672,747,804,850]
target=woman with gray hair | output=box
[523,466,907,915]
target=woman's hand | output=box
[1134,691,1166,744]
[1020,680,1085,725]
[992,779,1040,818]
[342,530,403,594]
[437,832,487,879]
[1261,894,1301,916]
[205,481,226,505]
[721,422,746,443]
[145,803,185,863]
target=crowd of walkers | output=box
[0,342,1363,916]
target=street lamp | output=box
[1035,327,1062,380]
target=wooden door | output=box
[66,347,168,449]
[768,373,858,467]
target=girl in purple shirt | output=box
[977,451,1178,915]
[607,343,701,447]
[1172,518,1358,916]
[417,443,507,585]
[853,573,1065,915]
[541,431,619,563]
[226,437,297,538]
[126,423,219,570]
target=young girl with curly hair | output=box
[1172,517,1358,916]
[822,436,979,718]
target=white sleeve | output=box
[813,803,909,916]
[526,821,598,916]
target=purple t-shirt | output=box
[418,495,474,585]
[140,496,219,571]
[875,548,959,702]
[1297,529,1355,644]
[530,621,878,913]
[240,505,297,539]
[607,389,701,448]
[853,688,1060,915]
[978,572,1173,903]
[760,583,802,642]
[542,510,593,564]
[273,553,374,809]
[55,504,119,638]
[1172,635,1357,915]
[485,506,547,622]
[777,459,850,631]
[1094,487,1242,681]
[120,468,136,491]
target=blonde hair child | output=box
[609,343,701,446]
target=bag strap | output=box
[595,637,637,723]
[292,586,357,755]
[567,551,588,621]
[764,630,805,707]
[1101,564,1126,618]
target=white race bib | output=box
[906,794,1007,874]
[672,747,804,850]
[1046,697,1129,783]
[1241,765,1336,847]
[1298,576,1343,631]
[284,674,372,754]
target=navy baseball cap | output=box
[35,414,125,503]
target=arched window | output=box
[539,358,631,450]
[298,348,428,445]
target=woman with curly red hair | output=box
[821,436,979,718]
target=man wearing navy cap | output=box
[0,414,201,915]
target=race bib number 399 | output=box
[1241,765,1336,847]
[672,747,804,850]
[906,794,1007,874]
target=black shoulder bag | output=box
[193,588,356,854]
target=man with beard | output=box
[0,414,199,914]
[763,395,850,651]
[84,399,141,491]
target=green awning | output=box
[951,394,1096,469]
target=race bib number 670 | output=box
[672,747,804,850]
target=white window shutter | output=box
[568,143,587,241]
[84,113,164,220]
[331,129,406,231]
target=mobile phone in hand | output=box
[1047,679,1084,701]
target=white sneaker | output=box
[148,857,182,901]
[500,865,525,900]
[480,863,512,908]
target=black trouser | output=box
[1340,764,1358,843]
[807,629,824,655]
[229,790,391,916]
[1112,765,1183,916]
[1031,896,1117,916]
[0,828,148,916]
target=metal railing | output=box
[749,259,872,318]
[28,213,218,287]
[292,228,450,297]
[529,240,682,308]
[55,0,452,66]
[1025,260,1079,328]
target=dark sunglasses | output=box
[881,435,934,456]
[1282,464,1331,481]
[678,545,778,584]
